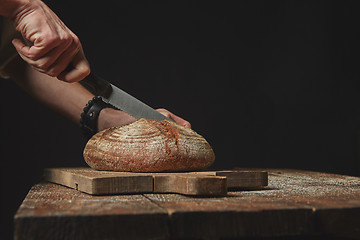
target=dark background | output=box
[1,0,360,239]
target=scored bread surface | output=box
[83,118,215,172]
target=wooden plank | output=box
[184,170,268,188]
[266,169,360,239]
[144,193,316,239]
[144,169,360,239]
[14,182,169,240]
[15,169,360,239]
[44,168,268,196]
[44,168,153,195]
[153,174,227,195]
[216,170,268,188]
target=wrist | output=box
[80,96,117,138]
[80,96,136,138]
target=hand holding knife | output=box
[16,20,189,135]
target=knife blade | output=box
[20,37,169,121]
[80,73,172,121]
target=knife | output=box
[21,37,169,122]
[79,72,172,121]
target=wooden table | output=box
[14,169,360,240]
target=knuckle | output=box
[65,34,74,44]
[71,38,81,52]
[24,50,40,61]
[59,36,72,49]
[23,53,36,61]
[62,33,80,50]
[27,54,37,61]
[72,35,80,46]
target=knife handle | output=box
[63,64,112,98]
[79,73,113,98]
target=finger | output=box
[157,108,171,118]
[13,43,35,65]
[12,46,49,76]
[12,38,31,56]
[13,40,77,78]
[171,115,191,128]
[156,108,191,128]
[45,42,80,78]
[12,36,60,61]
[181,120,191,129]
[19,45,73,75]
[57,48,90,82]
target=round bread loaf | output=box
[83,118,215,172]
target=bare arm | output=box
[4,56,93,123]
[3,56,190,132]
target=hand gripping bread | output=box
[83,118,215,172]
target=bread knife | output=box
[80,73,172,121]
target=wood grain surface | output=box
[43,167,268,196]
[15,169,360,240]
[44,167,154,195]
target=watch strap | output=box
[80,96,118,139]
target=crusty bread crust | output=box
[83,118,215,172]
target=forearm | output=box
[3,56,137,130]
[4,56,93,124]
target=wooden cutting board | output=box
[44,168,268,196]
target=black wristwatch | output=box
[80,96,118,139]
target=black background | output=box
[1,1,360,239]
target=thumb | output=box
[12,38,31,57]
